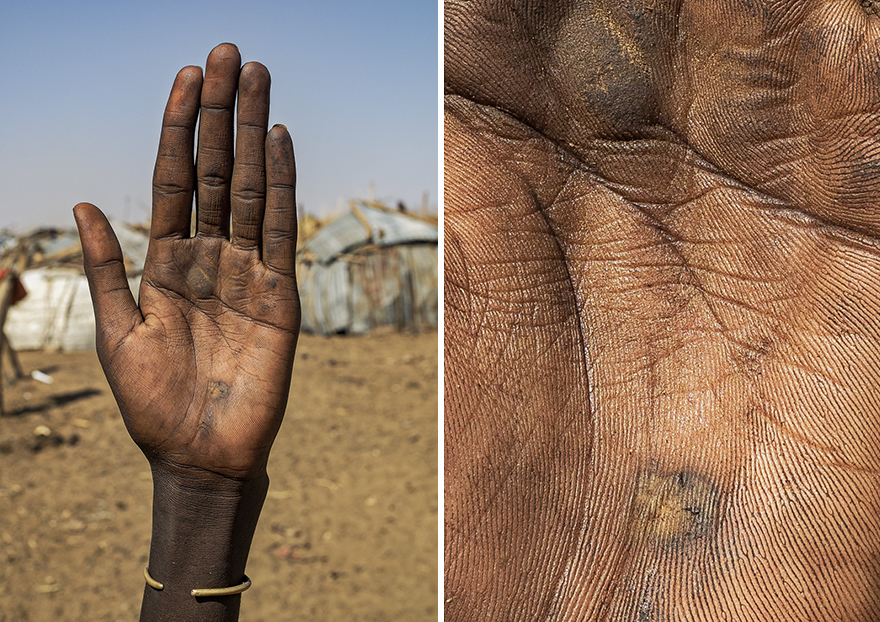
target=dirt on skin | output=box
[0,330,438,622]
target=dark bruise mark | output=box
[267,276,278,289]
[198,416,213,439]
[185,261,216,298]
[630,469,720,542]
[737,0,758,17]
[206,381,229,400]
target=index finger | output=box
[262,124,297,276]
[150,66,203,241]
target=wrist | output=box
[149,458,270,499]
[144,459,268,599]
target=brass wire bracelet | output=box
[144,566,252,597]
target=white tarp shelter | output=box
[4,221,145,351]
[6,269,139,351]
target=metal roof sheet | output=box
[300,203,438,264]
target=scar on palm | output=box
[207,381,229,400]
[630,470,719,542]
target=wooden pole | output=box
[0,247,27,415]
[0,274,13,416]
[1,330,23,380]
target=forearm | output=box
[140,461,269,622]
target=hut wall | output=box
[298,261,350,335]
[298,244,437,335]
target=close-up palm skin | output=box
[444,1,880,620]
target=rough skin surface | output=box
[445,1,880,620]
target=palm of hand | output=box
[76,44,299,482]
[106,238,299,478]
[446,1,880,619]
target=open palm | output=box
[75,43,299,481]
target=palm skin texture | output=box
[74,43,299,621]
[445,1,880,620]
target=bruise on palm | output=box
[184,258,217,299]
[197,382,230,440]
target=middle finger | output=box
[230,61,271,251]
[195,42,241,238]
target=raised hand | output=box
[74,43,298,621]
[74,43,299,481]
[445,2,880,620]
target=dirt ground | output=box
[0,330,438,622]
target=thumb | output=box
[73,203,142,351]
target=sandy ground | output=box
[0,331,438,622]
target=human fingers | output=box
[150,66,203,241]
[73,203,141,351]
[262,125,297,277]
[195,43,241,238]
[230,61,271,251]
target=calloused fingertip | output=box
[239,61,271,95]
[242,60,269,75]
[268,125,292,142]
[74,201,112,232]
[170,65,204,95]
[206,43,242,75]
[266,127,296,178]
[73,202,99,227]
[213,41,240,54]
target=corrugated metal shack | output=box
[297,202,438,335]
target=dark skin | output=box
[73,43,299,621]
[446,1,880,620]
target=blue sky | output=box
[0,0,439,230]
